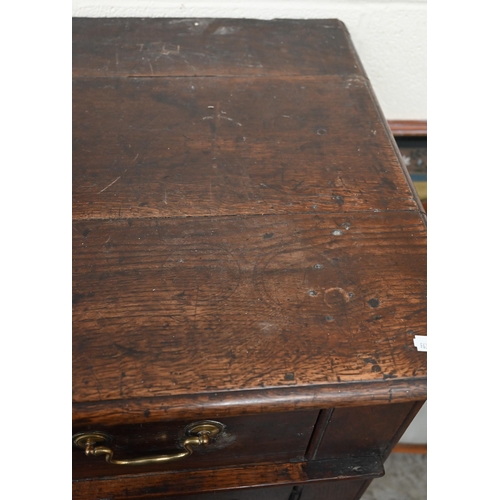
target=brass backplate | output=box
[73,431,111,449]
[185,420,225,437]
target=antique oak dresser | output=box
[72,18,427,499]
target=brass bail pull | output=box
[73,421,224,466]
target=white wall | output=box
[399,401,427,444]
[72,0,427,121]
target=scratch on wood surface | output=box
[91,372,102,399]
[160,44,181,57]
[98,176,121,194]
[220,115,242,126]
[202,115,242,126]
[163,190,168,204]
[148,61,154,75]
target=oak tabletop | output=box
[72,18,426,426]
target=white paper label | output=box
[413,335,427,352]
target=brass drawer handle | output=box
[73,421,224,466]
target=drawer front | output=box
[73,402,420,499]
[72,456,382,500]
[73,410,319,480]
[315,402,419,459]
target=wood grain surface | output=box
[73,410,318,479]
[72,455,383,499]
[73,76,418,220]
[73,18,366,79]
[73,212,426,406]
[73,378,426,427]
[73,19,426,496]
[315,402,416,459]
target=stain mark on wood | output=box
[73,293,85,305]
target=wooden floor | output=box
[363,452,427,500]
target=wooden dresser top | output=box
[72,18,426,426]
